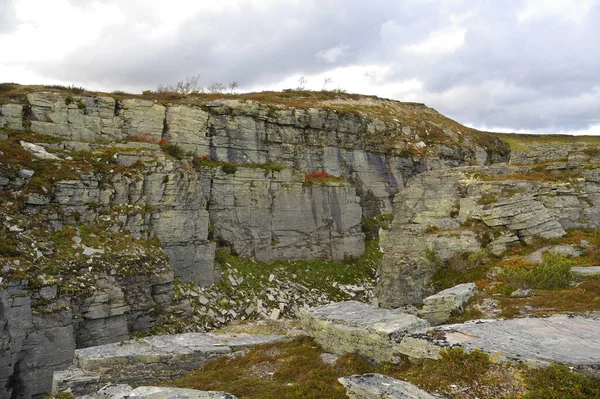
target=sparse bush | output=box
[502,252,572,290]
[64,95,74,105]
[142,90,153,96]
[207,82,226,94]
[157,75,203,95]
[160,143,184,160]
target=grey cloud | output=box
[0,0,17,34]
[20,0,600,134]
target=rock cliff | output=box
[0,84,514,398]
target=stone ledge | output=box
[300,301,429,363]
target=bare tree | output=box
[156,75,203,94]
[296,76,307,91]
[207,82,226,93]
[228,81,239,94]
[322,77,332,91]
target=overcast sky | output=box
[1,0,599,135]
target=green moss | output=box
[362,213,394,236]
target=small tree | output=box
[296,76,307,91]
[207,82,226,94]
[156,75,203,94]
[228,81,239,94]
[322,77,332,91]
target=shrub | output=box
[221,163,237,174]
[523,363,600,398]
[502,252,573,290]
[160,143,184,160]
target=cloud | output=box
[315,44,350,63]
[0,0,599,135]
[0,0,18,33]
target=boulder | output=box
[418,283,476,325]
[300,301,429,363]
[338,374,442,399]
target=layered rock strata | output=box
[379,162,600,307]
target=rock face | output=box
[300,301,429,363]
[418,283,476,326]
[338,374,442,399]
[13,91,508,215]
[53,333,284,397]
[379,163,600,307]
[398,313,600,372]
[207,168,364,262]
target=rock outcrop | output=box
[379,162,600,307]
[53,332,284,397]
[300,301,429,363]
[397,313,600,374]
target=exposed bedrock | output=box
[14,92,507,214]
[379,163,600,307]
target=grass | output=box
[0,83,510,157]
[212,239,381,301]
[161,336,373,399]
[160,338,600,399]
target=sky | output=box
[1,0,599,135]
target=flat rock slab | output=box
[300,301,429,363]
[572,266,600,277]
[399,314,600,368]
[129,386,237,399]
[339,374,443,399]
[53,333,284,397]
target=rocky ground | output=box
[2,86,600,398]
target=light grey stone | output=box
[571,266,600,277]
[54,333,284,396]
[418,283,476,326]
[398,314,600,369]
[300,301,429,363]
[129,386,238,399]
[338,374,442,399]
[339,374,442,399]
[20,140,61,160]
